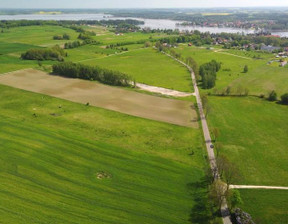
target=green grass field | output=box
[0,26,79,46]
[0,83,214,223]
[238,189,288,224]
[207,96,288,186]
[80,48,193,92]
[175,45,288,95]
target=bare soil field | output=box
[0,69,198,128]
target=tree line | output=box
[0,19,143,29]
[21,45,66,61]
[52,62,132,87]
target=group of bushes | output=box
[21,45,66,61]
[64,39,100,49]
[106,45,128,51]
[266,90,288,105]
[52,62,132,87]
[199,60,221,89]
[78,31,96,40]
[53,33,70,40]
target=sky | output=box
[1,0,288,9]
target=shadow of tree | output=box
[187,177,221,223]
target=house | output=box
[280,61,287,67]
[261,44,280,52]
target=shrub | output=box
[243,65,248,73]
[267,90,277,101]
[280,93,288,105]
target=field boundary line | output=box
[213,50,253,60]
[77,47,148,63]
[0,68,32,76]
[230,185,288,190]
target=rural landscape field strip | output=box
[0,69,198,128]
[0,118,205,224]
[238,189,288,224]
[207,96,288,186]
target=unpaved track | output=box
[164,52,232,224]
[213,49,252,60]
[136,83,194,97]
[230,185,288,190]
[0,69,198,128]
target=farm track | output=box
[230,185,288,190]
[136,83,194,97]
[213,49,253,60]
[77,47,147,63]
[163,51,233,224]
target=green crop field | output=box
[207,96,288,186]
[0,83,213,223]
[80,48,193,92]
[239,189,288,224]
[0,26,79,46]
[175,45,288,95]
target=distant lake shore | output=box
[0,13,287,37]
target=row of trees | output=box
[212,85,250,97]
[52,62,132,87]
[199,60,221,89]
[21,45,66,61]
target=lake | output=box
[0,13,287,37]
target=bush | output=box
[233,208,255,224]
[243,65,248,73]
[267,90,277,101]
[52,62,132,87]
[53,34,70,40]
[280,93,288,105]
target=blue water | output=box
[0,13,287,37]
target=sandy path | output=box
[213,49,253,60]
[164,51,232,224]
[230,185,288,190]
[136,83,194,97]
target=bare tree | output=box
[209,180,228,210]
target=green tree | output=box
[228,190,243,210]
[280,93,288,105]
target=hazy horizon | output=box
[1,0,288,9]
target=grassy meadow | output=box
[207,96,288,186]
[0,83,213,223]
[175,45,288,95]
[80,48,193,92]
[238,189,288,224]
